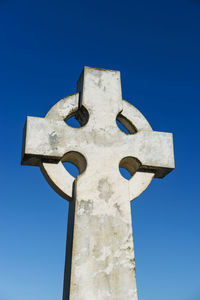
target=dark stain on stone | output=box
[98,178,113,201]
[130,258,135,271]
[98,78,102,88]
[78,199,93,215]
[92,244,101,258]
[114,203,122,215]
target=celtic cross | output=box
[21,67,174,300]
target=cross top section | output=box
[77,67,123,129]
[22,66,174,202]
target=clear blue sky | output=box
[0,0,200,299]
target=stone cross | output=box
[21,67,174,300]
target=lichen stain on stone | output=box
[98,78,102,88]
[114,203,122,215]
[93,246,111,262]
[98,178,113,201]
[129,258,135,271]
[77,199,93,215]
[92,244,102,259]
[48,131,58,150]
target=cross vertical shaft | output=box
[63,68,138,299]
[66,167,137,300]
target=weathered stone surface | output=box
[21,66,175,300]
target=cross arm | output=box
[124,131,175,178]
[21,116,79,166]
